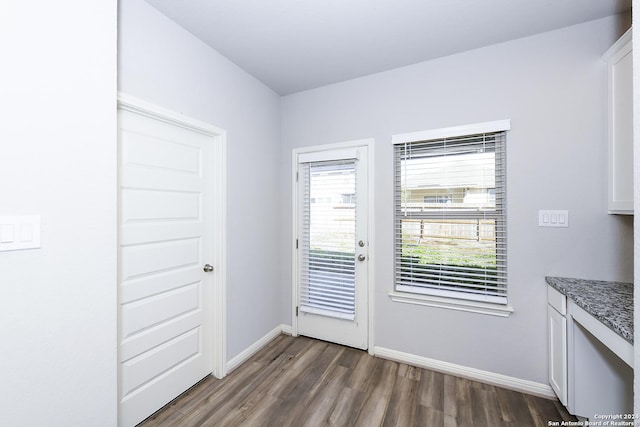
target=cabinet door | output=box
[549,305,568,405]
[606,33,633,214]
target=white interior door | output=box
[295,146,369,349]
[118,103,218,427]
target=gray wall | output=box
[632,0,639,419]
[0,1,117,426]
[281,15,633,384]
[119,0,284,360]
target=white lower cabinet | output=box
[548,304,567,405]
[547,286,567,406]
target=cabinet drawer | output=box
[548,286,567,315]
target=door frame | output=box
[117,92,228,379]
[291,139,375,354]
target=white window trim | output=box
[391,119,512,317]
[392,119,511,144]
[389,291,514,317]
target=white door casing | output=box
[292,141,374,351]
[117,94,226,427]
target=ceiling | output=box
[145,0,631,96]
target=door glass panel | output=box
[300,160,356,320]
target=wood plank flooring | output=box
[139,334,577,427]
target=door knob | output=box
[357,254,366,262]
[203,264,214,272]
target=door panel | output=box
[122,190,200,221]
[121,239,200,279]
[121,131,201,172]
[120,267,202,303]
[121,283,200,338]
[548,306,567,405]
[118,108,214,427]
[121,328,200,396]
[120,310,201,362]
[296,147,368,349]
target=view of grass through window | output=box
[401,219,497,268]
[394,130,507,301]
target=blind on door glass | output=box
[299,160,357,320]
[394,131,507,304]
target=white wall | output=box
[633,0,639,419]
[118,0,284,360]
[281,15,633,385]
[0,2,117,426]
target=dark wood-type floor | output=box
[139,334,577,427]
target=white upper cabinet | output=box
[603,28,633,214]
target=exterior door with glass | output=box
[294,146,369,350]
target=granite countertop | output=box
[545,277,633,344]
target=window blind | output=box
[299,160,357,320]
[394,131,507,304]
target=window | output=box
[300,160,357,319]
[424,194,451,204]
[342,193,356,204]
[393,122,508,307]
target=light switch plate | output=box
[538,210,569,228]
[0,215,41,251]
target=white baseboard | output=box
[226,324,290,373]
[374,346,556,399]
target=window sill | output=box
[388,291,514,318]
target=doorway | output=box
[293,141,374,350]
[117,94,226,427]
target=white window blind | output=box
[394,131,507,304]
[299,160,357,320]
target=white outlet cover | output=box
[538,210,569,228]
[0,215,41,251]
